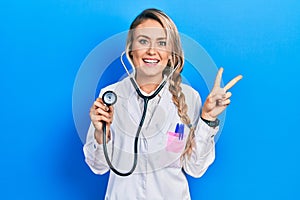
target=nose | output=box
[146,43,156,55]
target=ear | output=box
[168,55,173,62]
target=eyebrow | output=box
[136,35,167,40]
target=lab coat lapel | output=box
[127,93,142,125]
[114,77,142,126]
[117,77,176,130]
[151,83,177,134]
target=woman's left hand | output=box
[201,68,243,121]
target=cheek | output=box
[160,52,171,64]
[131,51,143,66]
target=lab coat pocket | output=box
[166,131,185,153]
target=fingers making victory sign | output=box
[201,68,243,121]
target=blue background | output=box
[1,0,299,199]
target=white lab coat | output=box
[83,76,219,200]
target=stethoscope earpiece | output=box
[102,91,117,106]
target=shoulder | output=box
[181,83,201,100]
[180,83,203,121]
[180,83,202,109]
[98,77,132,97]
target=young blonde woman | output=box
[84,8,242,199]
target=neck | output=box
[135,74,163,94]
[139,83,160,94]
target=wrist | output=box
[94,130,103,144]
[201,112,216,121]
[200,116,220,128]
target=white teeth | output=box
[143,59,159,63]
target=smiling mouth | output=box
[143,58,160,64]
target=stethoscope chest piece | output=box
[102,91,117,106]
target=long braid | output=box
[169,72,195,159]
[125,8,195,158]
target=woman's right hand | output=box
[90,97,114,144]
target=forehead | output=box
[133,19,166,38]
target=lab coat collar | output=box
[116,75,169,100]
[116,76,175,128]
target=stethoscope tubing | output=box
[102,78,166,176]
[101,52,181,176]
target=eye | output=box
[158,41,167,46]
[139,39,149,45]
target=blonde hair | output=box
[125,8,195,158]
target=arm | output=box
[182,90,218,178]
[182,119,218,178]
[83,93,115,175]
[83,123,113,175]
[183,68,242,177]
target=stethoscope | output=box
[101,51,182,176]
